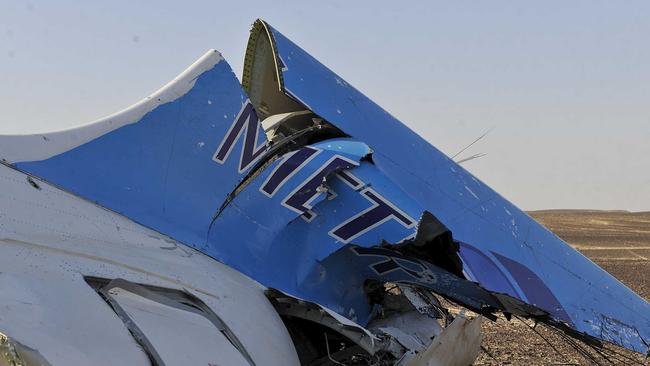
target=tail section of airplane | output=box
[1,19,648,361]
[0,50,268,248]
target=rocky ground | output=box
[473,210,650,365]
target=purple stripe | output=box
[458,242,521,299]
[363,191,412,226]
[284,156,357,213]
[213,102,267,172]
[337,170,363,189]
[261,147,319,196]
[332,190,414,242]
[492,252,573,325]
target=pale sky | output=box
[1,1,648,211]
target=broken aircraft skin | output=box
[0,18,649,364]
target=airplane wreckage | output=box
[0,19,648,366]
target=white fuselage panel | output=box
[0,163,299,366]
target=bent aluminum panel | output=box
[262,19,650,353]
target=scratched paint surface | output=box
[6,22,649,354]
[205,139,424,313]
[267,23,650,352]
[15,58,264,248]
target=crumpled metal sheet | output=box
[402,315,482,366]
[263,20,650,353]
[205,138,429,323]
[7,17,649,356]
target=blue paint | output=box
[268,23,650,352]
[458,242,522,300]
[16,60,265,249]
[492,251,573,325]
[204,139,423,318]
[11,22,650,354]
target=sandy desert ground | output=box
[473,210,650,365]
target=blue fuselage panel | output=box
[9,24,649,354]
[267,24,650,352]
